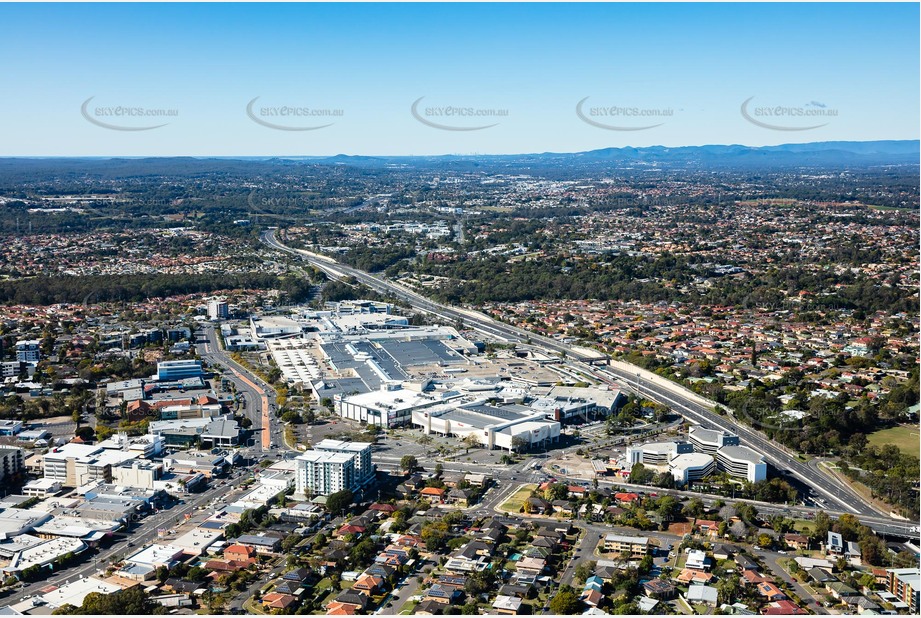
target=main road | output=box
[260,230,916,534]
[13,467,256,601]
[196,325,280,453]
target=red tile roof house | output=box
[369,503,397,514]
[741,569,773,586]
[223,543,257,563]
[761,600,806,615]
[420,487,447,503]
[675,569,715,585]
[204,558,253,572]
[261,592,297,611]
[353,573,384,595]
[325,602,360,615]
[581,589,604,607]
[336,523,367,538]
[695,519,720,539]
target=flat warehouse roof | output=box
[377,339,463,366]
[351,341,408,380]
[462,403,533,421]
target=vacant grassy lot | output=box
[499,484,537,513]
[868,425,920,460]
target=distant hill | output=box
[0,140,916,177]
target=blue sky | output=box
[0,2,917,156]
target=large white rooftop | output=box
[171,527,224,555]
[5,537,86,574]
[669,453,715,470]
[295,451,354,465]
[718,445,765,464]
[32,514,122,538]
[40,576,122,609]
[313,439,373,453]
[125,543,185,566]
[42,443,104,461]
[339,385,452,412]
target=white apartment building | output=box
[313,439,374,486]
[294,451,355,497]
[208,300,229,320]
[15,340,41,363]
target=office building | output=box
[688,427,740,455]
[716,445,767,483]
[156,360,203,382]
[43,443,135,487]
[112,461,164,490]
[0,447,25,484]
[669,453,717,485]
[0,361,23,379]
[627,441,693,467]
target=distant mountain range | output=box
[315,140,920,168]
[0,140,917,176]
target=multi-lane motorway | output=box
[261,229,918,540]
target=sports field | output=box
[867,425,920,460]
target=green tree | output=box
[400,455,418,473]
[549,586,582,614]
[544,482,569,502]
[325,489,354,516]
[573,561,597,585]
[717,574,741,604]
[52,587,165,615]
[683,498,705,519]
[628,463,654,484]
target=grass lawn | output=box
[867,425,920,460]
[399,601,418,615]
[793,520,815,534]
[499,484,537,513]
[243,598,266,615]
